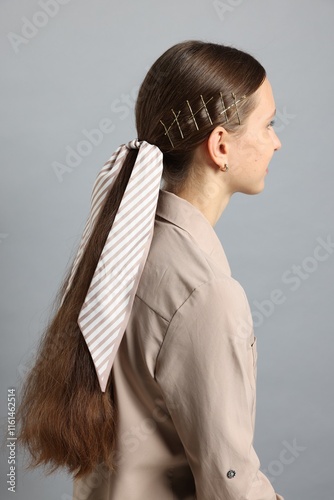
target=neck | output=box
[165,183,232,227]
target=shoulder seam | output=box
[153,277,215,380]
[153,274,245,380]
[135,294,169,323]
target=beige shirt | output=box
[73,189,284,500]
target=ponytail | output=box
[17,149,138,478]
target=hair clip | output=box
[160,92,247,148]
[186,100,199,131]
[160,119,175,148]
[200,95,213,125]
[231,92,241,125]
[171,109,184,139]
[220,93,229,122]
[160,109,184,148]
[219,93,247,124]
[186,95,214,131]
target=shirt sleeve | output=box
[154,276,284,500]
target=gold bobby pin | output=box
[160,109,183,148]
[160,93,247,148]
[171,109,184,139]
[186,100,199,130]
[220,93,247,124]
[160,119,174,148]
[200,95,213,125]
[231,92,241,125]
[220,92,229,122]
[187,96,215,130]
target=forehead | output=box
[250,78,276,117]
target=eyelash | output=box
[267,119,276,129]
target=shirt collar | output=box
[155,189,231,277]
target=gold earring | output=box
[220,163,228,172]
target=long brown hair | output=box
[17,40,266,478]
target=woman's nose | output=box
[273,132,282,151]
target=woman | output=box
[18,40,284,499]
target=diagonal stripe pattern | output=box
[60,140,163,391]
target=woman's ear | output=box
[207,125,229,169]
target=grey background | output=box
[1,0,333,498]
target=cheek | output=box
[254,130,274,154]
[246,131,274,167]
[233,132,271,174]
[238,135,259,163]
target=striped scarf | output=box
[60,140,163,391]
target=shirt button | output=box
[227,470,236,479]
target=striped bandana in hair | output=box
[60,140,164,391]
